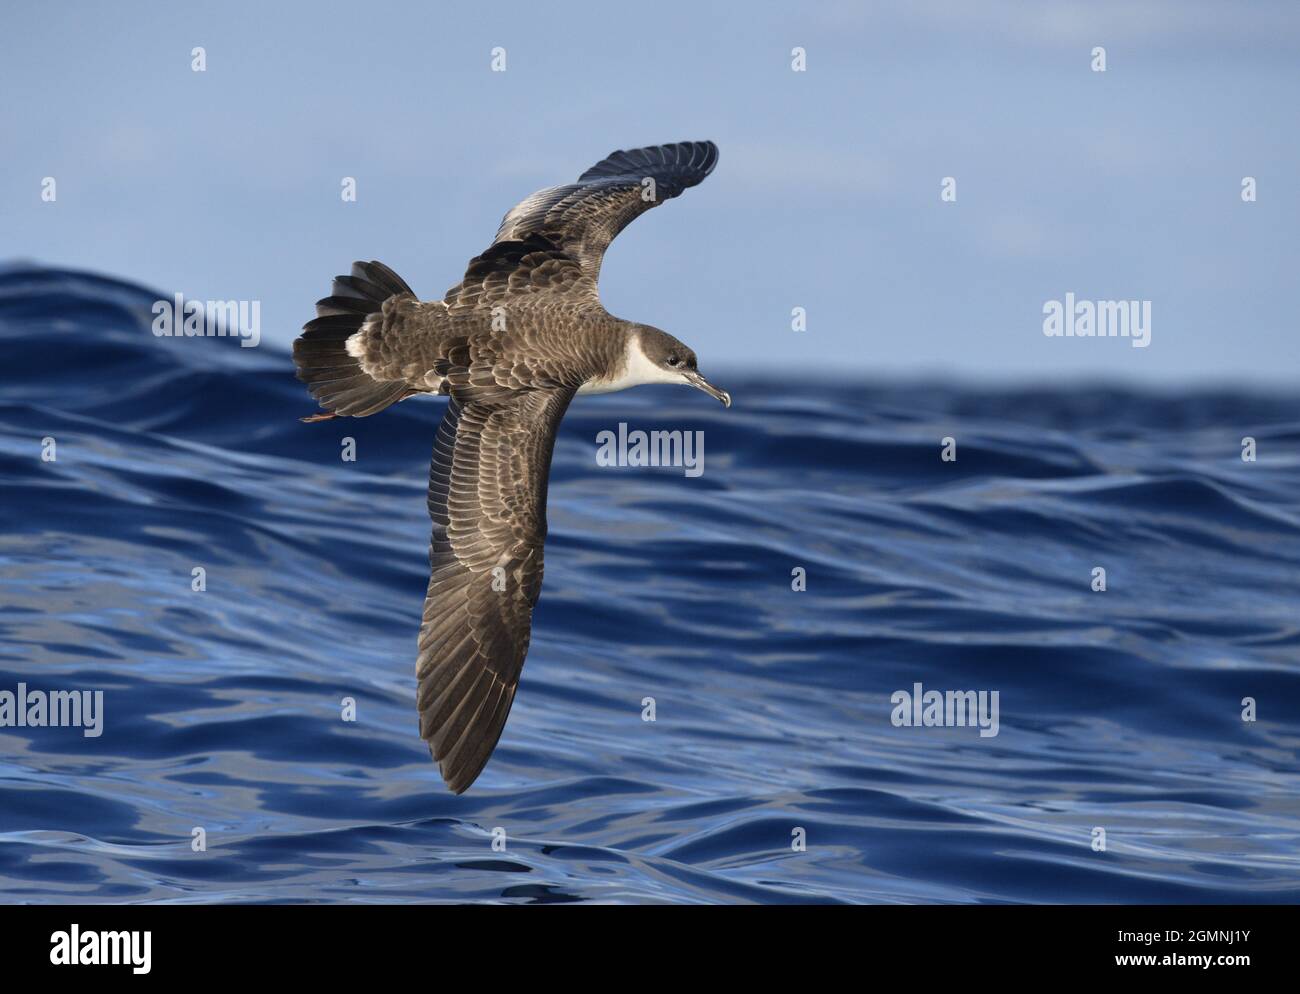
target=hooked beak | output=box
[684,370,731,408]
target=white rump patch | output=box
[344,320,372,360]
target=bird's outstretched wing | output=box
[444,141,718,308]
[416,383,575,793]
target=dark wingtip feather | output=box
[578,140,719,190]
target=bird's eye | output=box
[666,355,680,367]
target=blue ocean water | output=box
[2,265,1299,905]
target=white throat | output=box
[577,331,684,395]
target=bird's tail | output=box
[293,260,415,421]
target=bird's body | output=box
[293,141,727,792]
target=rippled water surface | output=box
[2,266,1299,904]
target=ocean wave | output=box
[1,265,1299,904]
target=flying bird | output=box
[293,141,728,792]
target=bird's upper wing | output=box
[444,141,718,308]
[416,382,575,793]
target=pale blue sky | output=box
[2,0,1297,382]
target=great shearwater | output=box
[293,141,728,793]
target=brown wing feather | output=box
[416,386,575,793]
[442,234,597,314]
[445,141,718,303]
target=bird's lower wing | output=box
[416,385,575,793]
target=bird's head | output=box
[634,326,731,408]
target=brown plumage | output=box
[292,141,729,793]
